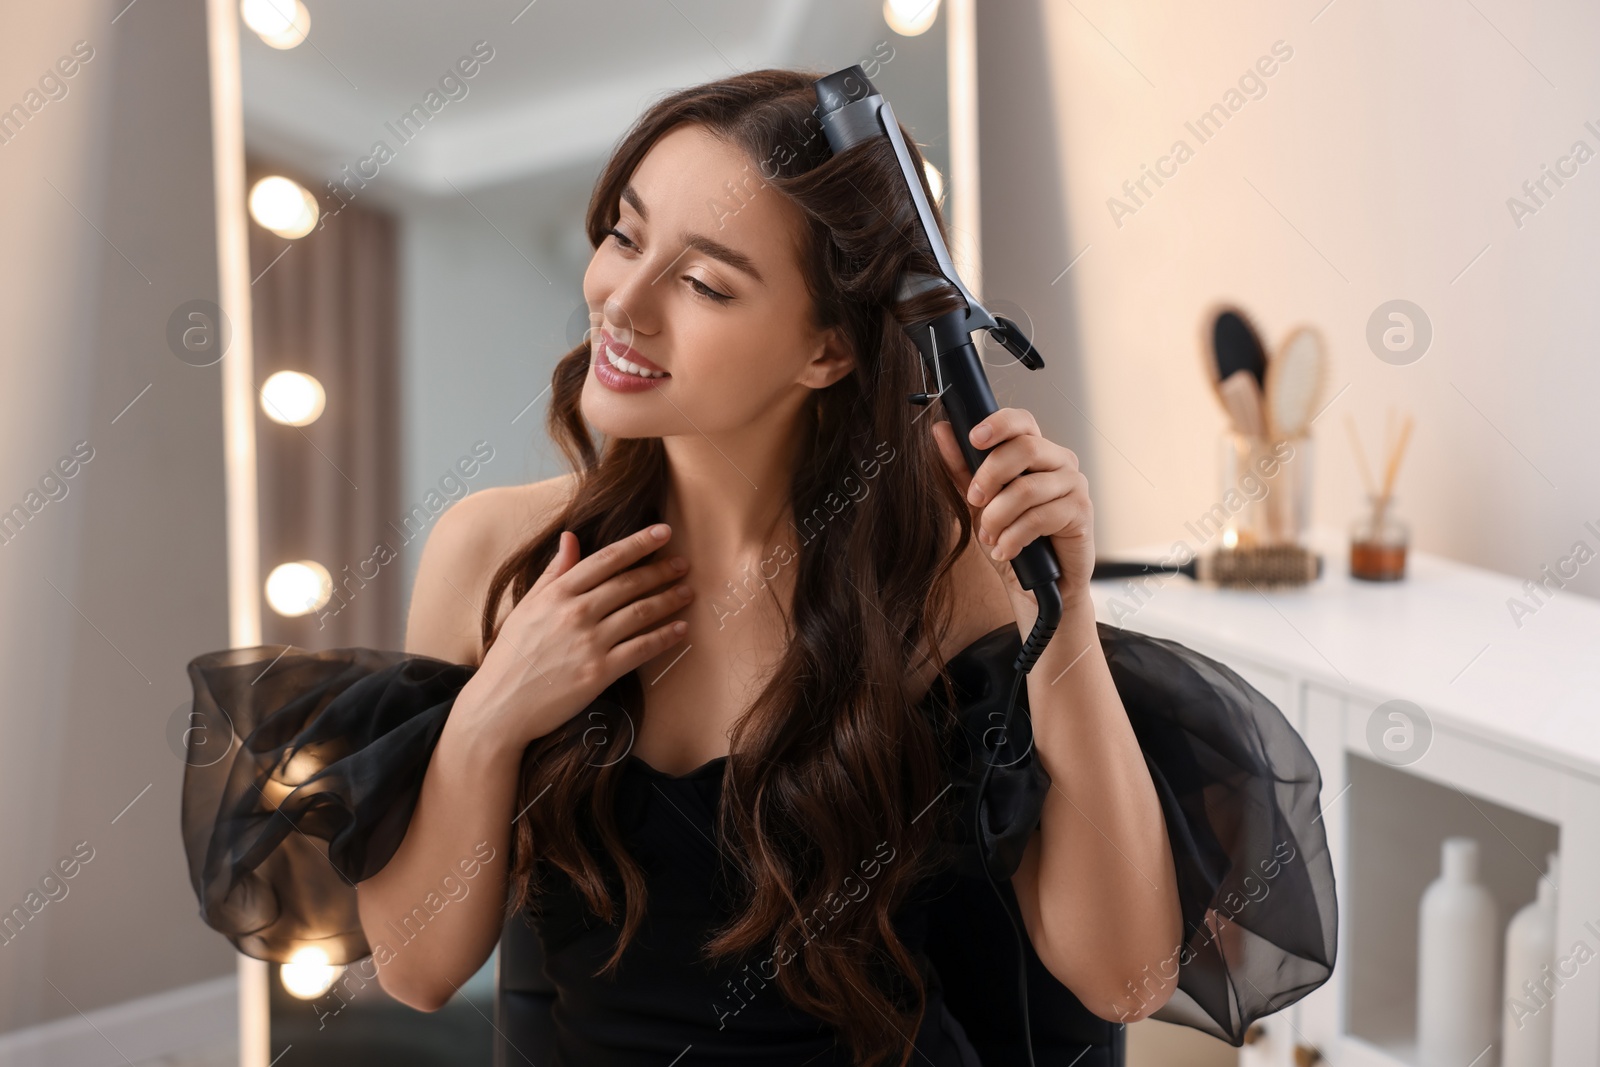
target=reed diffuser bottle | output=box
[1346,410,1414,581]
[1350,492,1408,581]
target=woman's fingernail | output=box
[671,556,689,571]
[651,524,670,540]
[968,485,984,504]
[972,425,991,445]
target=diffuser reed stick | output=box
[1372,414,1414,532]
[1344,414,1376,497]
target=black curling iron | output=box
[812,65,1063,677]
[813,65,1059,1067]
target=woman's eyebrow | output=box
[621,183,766,287]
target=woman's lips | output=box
[594,330,670,393]
[600,330,668,374]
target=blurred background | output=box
[3,0,1598,1065]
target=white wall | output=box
[0,0,236,1038]
[978,0,1600,616]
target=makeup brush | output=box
[1092,544,1323,588]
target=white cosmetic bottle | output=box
[1418,837,1499,1067]
[1501,852,1559,1067]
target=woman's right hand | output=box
[459,523,692,750]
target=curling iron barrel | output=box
[812,65,1063,672]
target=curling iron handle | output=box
[939,341,1064,596]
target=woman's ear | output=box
[799,325,855,390]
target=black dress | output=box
[180,622,1337,1065]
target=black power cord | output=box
[971,579,1062,1067]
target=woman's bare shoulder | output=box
[403,472,579,664]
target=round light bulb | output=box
[248,176,319,239]
[260,371,326,426]
[884,0,940,36]
[280,946,341,1000]
[241,0,311,50]
[266,560,333,617]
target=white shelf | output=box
[1089,531,1600,1066]
[1092,527,1600,782]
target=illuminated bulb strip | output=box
[281,946,341,999]
[248,176,318,239]
[241,0,311,49]
[260,370,326,426]
[884,0,940,36]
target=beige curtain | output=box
[247,159,404,652]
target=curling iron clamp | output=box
[812,65,1063,674]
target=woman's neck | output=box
[659,429,798,566]
[659,406,819,588]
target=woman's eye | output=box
[605,226,637,251]
[687,277,732,303]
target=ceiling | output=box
[239,0,901,198]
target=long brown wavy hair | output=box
[482,68,978,1067]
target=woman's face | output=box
[579,122,853,441]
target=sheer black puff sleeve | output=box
[181,646,477,965]
[923,621,1337,1046]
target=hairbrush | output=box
[1209,306,1268,388]
[1265,326,1328,441]
[1092,544,1323,588]
[1204,305,1269,439]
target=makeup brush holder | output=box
[1217,432,1313,549]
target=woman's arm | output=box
[356,487,533,1011]
[1010,597,1183,1022]
[357,478,695,1011]
[354,670,525,1011]
[931,413,1183,1022]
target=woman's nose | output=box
[602,284,655,344]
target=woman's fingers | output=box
[975,467,1081,546]
[965,434,1070,507]
[595,581,694,648]
[607,618,690,677]
[583,555,689,621]
[987,494,1081,561]
[967,407,1040,450]
[519,525,691,659]
[530,530,578,596]
[554,523,674,596]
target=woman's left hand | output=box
[931,408,1095,618]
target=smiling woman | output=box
[182,65,1334,1067]
[577,121,849,436]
